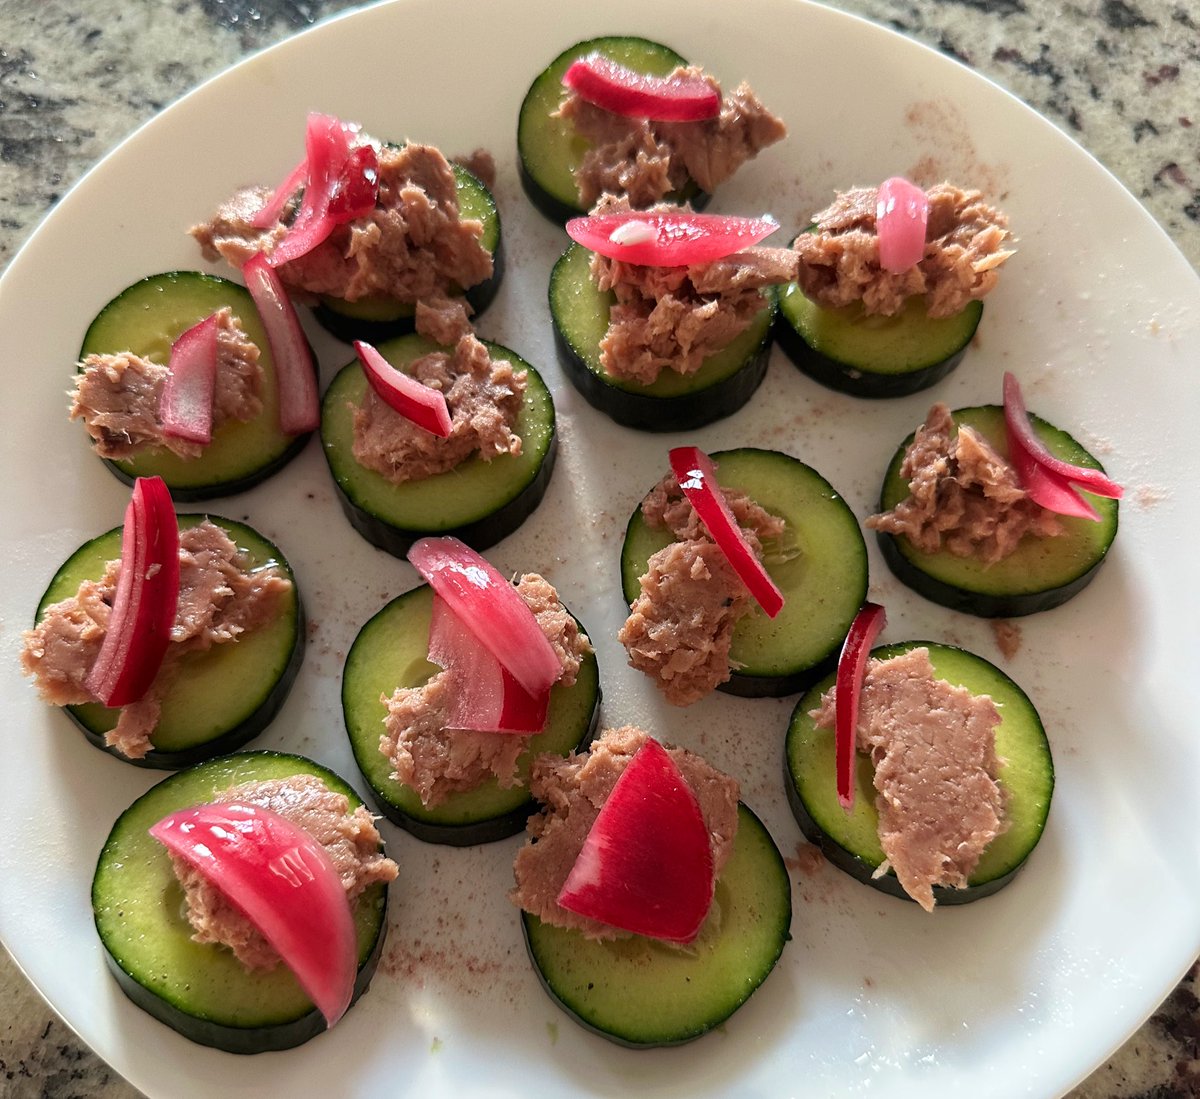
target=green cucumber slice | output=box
[320,334,557,557]
[784,641,1054,904]
[550,242,775,431]
[92,751,390,1052]
[313,163,505,343]
[342,584,601,844]
[776,284,982,397]
[517,36,706,222]
[621,448,868,696]
[522,803,790,1047]
[78,271,312,499]
[876,405,1119,616]
[35,515,303,769]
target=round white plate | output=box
[1,0,1197,1096]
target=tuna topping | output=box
[70,307,263,460]
[619,471,785,705]
[380,573,592,808]
[169,774,397,970]
[351,332,526,484]
[811,646,1007,911]
[191,142,493,307]
[793,182,1014,318]
[867,402,1063,565]
[557,66,786,209]
[589,201,799,384]
[511,725,740,940]
[21,521,292,759]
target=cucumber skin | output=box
[92,752,390,1053]
[774,301,978,399]
[552,317,772,433]
[784,641,1054,906]
[520,803,791,1047]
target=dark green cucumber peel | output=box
[620,448,868,697]
[776,284,983,398]
[312,163,506,343]
[92,752,391,1053]
[36,516,304,770]
[785,641,1054,905]
[522,803,791,1047]
[550,243,776,431]
[79,272,313,500]
[876,405,1119,617]
[342,584,601,845]
[320,334,557,557]
[517,36,708,223]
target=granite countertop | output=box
[0,1,1197,1097]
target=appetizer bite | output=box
[342,537,600,845]
[93,751,396,1052]
[777,178,1014,396]
[72,271,316,499]
[869,373,1121,616]
[191,112,502,343]
[785,605,1054,908]
[620,445,866,701]
[513,726,790,1046]
[552,202,796,430]
[518,36,785,222]
[320,318,557,556]
[21,477,303,768]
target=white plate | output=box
[1,0,1197,1095]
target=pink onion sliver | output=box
[566,210,779,267]
[251,157,307,230]
[408,537,562,698]
[562,53,720,122]
[668,446,784,618]
[355,340,451,438]
[834,602,887,811]
[1009,444,1100,520]
[149,802,357,1029]
[243,252,319,434]
[876,177,930,274]
[161,313,219,445]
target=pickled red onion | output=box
[566,210,778,267]
[354,340,451,438]
[562,53,720,122]
[834,602,887,811]
[160,313,218,445]
[876,177,929,274]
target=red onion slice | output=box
[876,177,930,274]
[562,53,721,122]
[160,312,219,445]
[834,602,887,811]
[354,340,451,438]
[566,210,778,267]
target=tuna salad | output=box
[810,646,1008,911]
[867,402,1063,565]
[192,140,493,309]
[351,328,527,484]
[21,520,292,759]
[558,67,786,209]
[71,307,263,460]
[588,200,799,385]
[169,773,397,970]
[620,469,784,705]
[380,573,592,807]
[793,182,1014,318]
[511,725,739,939]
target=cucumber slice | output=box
[876,405,1119,616]
[78,271,312,499]
[517,36,707,223]
[342,584,601,845]
[320,334,557,557]
[92,751,391,1052]
[621,448,868,697]
[35,515,303,769]
[784,641,1054,904]
[313,163,505,343]
[550,242,775,431]
[522,802,790,1047]
[776,284,982,398]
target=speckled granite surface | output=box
[0,1,1196,1097]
